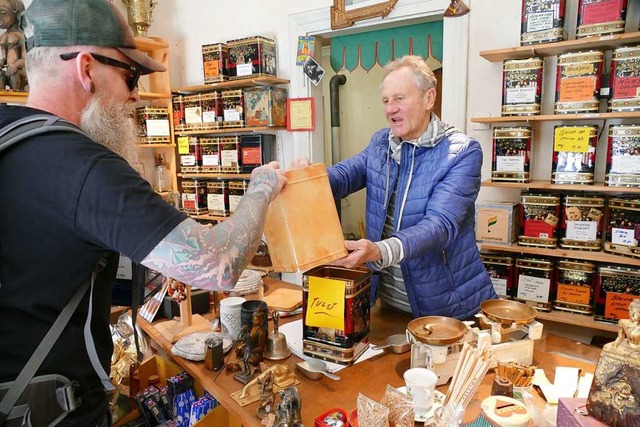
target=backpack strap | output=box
[0,114,86,153]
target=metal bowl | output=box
[480,299,538,326]
[371,333,411,354]
[407,316,468,346]
[295,361,323,380]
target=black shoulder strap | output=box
[0,114,87,153]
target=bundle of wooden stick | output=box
[444,343,496,410]
[495,361,536,387]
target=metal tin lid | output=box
[200,137,219,145]
[608,124,640,137]
[563,194,604,206]
[557,259,596,272]
[493,126,533,138]
[612,45,640,58]
[609,197,640,210]
[503,57,543,70]
[221,89,243,98]
[516,257,554,269]
[521,193,561,204]
[557,50,604,63]
[480,254,514,266]
[598,265,640,279]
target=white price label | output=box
[496,156,525,172]
[611,155,640,174]
[566,221,597,241]
[527,11,554,33]
[506,87,536,104]
[224,109,241,122]
[116,255,132,280]
[145,119,170,136]
[517,274,550,302]
[490,277,508,296]
[612,228,636,246]
[236,63,253,77]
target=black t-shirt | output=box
[0,106,187,425]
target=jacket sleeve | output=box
[327,141,371,199]
[393,136,482,258]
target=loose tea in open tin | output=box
[594,265,640,323]
[604,196,640,258]
[519,192,561,248]
[554,259,596,315]
[515,257,554,312]
[560,193,604,251]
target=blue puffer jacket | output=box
[328,126,497,319]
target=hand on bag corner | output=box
[331,239,381,269]
[289,156,311,170]
[250,161,287,202]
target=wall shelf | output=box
[136,143,175,148]
[173,77,290,94]
[0,90,27,103]
[481,180,640,194]
[139,91,172,100]
[471,111,640,124]
[536,311,617,333]
[480,31,640,62]
[178,173,251,179]
[175,126,285,136]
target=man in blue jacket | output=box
[310,55,497,319]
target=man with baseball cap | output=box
[0,1,286,425]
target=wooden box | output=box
[475,201,519,244]
[243,87,287,127]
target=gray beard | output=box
[79,91,139,165]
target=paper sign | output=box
[554,127,590,153]
[305,276,346,330]
[517,274,550,302]
[557,283,591,306]
[296,36,316,66]
[612,228,635,246]
[605,292,636,320]
[117,254,133,280]
[613,75,640,99]
[178,136,190,154]
[559,76,596,102]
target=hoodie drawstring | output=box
[397,144,417,231]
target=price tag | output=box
[554,127,590,153]
[177,136,190,155]
[612,228,635,246]
[517,274,550,302]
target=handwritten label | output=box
[557,283,591,306]
[203,59,221,78]
[305,277,346,330]
[201,153,220,166]
[566,221,597,241]
[490,277,508,296]
[496,156,525,172]
[116,255,132,280]
[611,155,640,174]
[184,106,202,124]
[554,127,590,153]
[527,11,554,33]
[560,76,596,102]
[605,292,636,320]
[517,274,550,302]
[564,63,595,77]
[180,155,196,166]
[582,0,623,26]
[207,194,225,211]
[236,63,253,77]
[224,108,241,122]
[506,87,537,104]
[613,76,640,99]
[145,119,170,136]
[612,228,636,246]
[177,136,190,155]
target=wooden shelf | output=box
[175,126,285,136]
[480,243,640,266]
[136,143,175,148]
[481,180,640,194]
[173,76,290,94]
[0,90,27,103]
[135,36,169,52]
[178,173,251,179]
[480,31,640,62]
[536,310,618,333]
[139,91,172,100]
[471,111,640,124]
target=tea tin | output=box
[243,87,287,127]
[200,137,220,173]
[519,192,561,248]
[179,136,201,174]
[240,134,276,173]
[228,180,248,214]
[136,107,171,144]
[222,89,245,128]
[520,0,567,45]
[206,181,229,217]
[560,193,604,251]
[594,265,640,323]
[227,36,277,80]
[554,50,604,114]
[219,136,241,173]
[181,179,208,215]
[172,94,186,131]
[604,197,640,258]
[553,259,596,315]
[202,43,229,84]
[501,58,543,116]
[608,46,640,113]
[551,125,598,185]
[201,92,223,130]
[491,126,532,182]
[183,94,204,129]
[515,257,554,312]
[481,253,515,299]
[605,124,640,187]
[576,0,627,39]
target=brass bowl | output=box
[480,299,538,326]
[407,316,467,346]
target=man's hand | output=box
[250,161,287,202]
[331,239,382,268]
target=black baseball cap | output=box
[25,0,165,75]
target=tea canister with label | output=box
[183,94,203,129]
[481,253,515,299]
[200,137,220,173]
[240,134,276,173]
[491,126,532,182]
[201,92,223,130]
[228,180,248,214]
[553,259,596,315]
[179,136,201,174]
[608,46,640,113]
[551,125,598,185]
[519,192,561,248]
[227,36,277,80]
[172,94,186,132]
[515,257,554,312]
[576,0,627,39]
[604,196,640,258]
[554,50,604,114]
[244,87,287,127]
[560,193,604,251]
[501,58,543,116]
[222,89,245,128]
[136,107,171,144]
[206,181,229,217]
[605,124,640,187]
[181,179,208,215]
[202,43,229,84]
[594,265,640,323]
[520,0,567,46]
[219,136,241,174]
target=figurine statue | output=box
[256,370,275,420]
[122,0,156,37]
[234,325,255,384]
[249,306,268,364]
[614,299,640,349]
[275,386,302,427]
[0,0,27,91]
[239,364,296,400]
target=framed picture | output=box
[287,98,316,131]
[302,56,325,87]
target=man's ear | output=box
[425,87,437,111]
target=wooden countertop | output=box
[137,277,602,426]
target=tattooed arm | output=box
[141,162,286,291]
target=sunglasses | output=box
[59,52,141,92]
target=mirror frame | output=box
[330,0,398,30]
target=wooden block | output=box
[263,287,302,312]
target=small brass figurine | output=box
[256,370,275,420]
[234,326,255,384]
[0,0,27,91]
[249,306,268,365]
[274,386,302,427]
[614,299,640,349]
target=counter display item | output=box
[520,0,567,45]
[244,87,287,127]
[491,126,532,182]
[560,193,605,250]
[553,259,596,315]
[605,124,640,187]
[519,192,561,248]
[576,0,628,38]
[554,50,604,114]
[552,125,598,185]
[222,90,245,128]
[515,257,554,312]
[200,137,220,173]
[594,264,640,322]
[227,36,277,80]
[604,196,640,257]
[480,253,515,299]
[202,43,229,84]
[501,58,543,116]
[609,46,640,113]
[136,107,171,144]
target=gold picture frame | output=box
[331,0,398,30]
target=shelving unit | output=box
[481,180,640,193]
[172,76,289,94]
[179,173,250,179]
[536,310,617,333]
[472,111,640,123]
[174,126,285,136]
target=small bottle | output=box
[154,154,171,192]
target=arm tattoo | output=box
[141,167,278,291]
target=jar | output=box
[519,193,561,248]
[520,0,566,46]
[553,259,596,315]
[515,257,554,312]
[576,0,627,39]
[206,181,229,217]
[604,196,640,258]
[153,154,172,193]
[183,94,203,128]
[554,50,604,114]
[202,43,229,84]
[551,125,598,185]
[608,46,640,113]
[179,136,201,173]
[501,58,543,116]
[480,253,515,299]
[200,137,220,173]
[560,193,604,250]
[219,136,241,173]
[181,179,208,215]
[594,265,640,323]
[201,92,223,129]
[228,180,248,214]
[491,126,532,182]
[605,124,640,187]
[222,89,245,128]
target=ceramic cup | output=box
[219,296,245,340]
[240,299,268,331]
[403,368,438,417]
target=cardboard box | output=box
[558,398,608,427]
[475,202,519,244]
